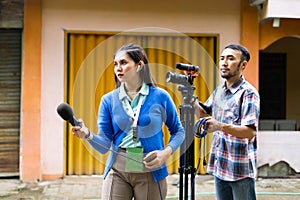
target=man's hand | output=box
[206,117,257,139]
[206,117,223,133]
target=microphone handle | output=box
[67,115,82,127]
[73,116,82,127]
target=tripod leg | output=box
[179,167,183,200]
[184,168,189,200]
[190,167,196,200]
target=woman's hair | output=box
[113,43,157,88]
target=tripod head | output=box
[166,63,199,104]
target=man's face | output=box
[219,48,245,80]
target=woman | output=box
[72,43,185,200]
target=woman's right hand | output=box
[71,119,89,139]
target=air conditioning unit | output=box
[249,0,265,6]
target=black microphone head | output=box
[57,103,75,125]
[175,63,184,69]
[175,63,200,72]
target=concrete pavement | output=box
[1,175,300,199]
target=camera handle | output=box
[177,84,197,200]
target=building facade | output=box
[0,0,299,181]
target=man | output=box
[195,44,260,200]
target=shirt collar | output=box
[222,76,244,94]
[119,82,149,100]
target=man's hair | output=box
[225,44,250,62]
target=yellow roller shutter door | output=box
[65,31,218,175]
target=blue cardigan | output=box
[88,86,185,182]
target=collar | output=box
[119,82,149,100]
[222,76,244,94]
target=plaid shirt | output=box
[205,76,260,181]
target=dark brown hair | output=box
[113,43,157,88]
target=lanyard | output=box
[124,94,145,141]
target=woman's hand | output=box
[143,146,173,169]
[71,119,90,139]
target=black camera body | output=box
[165,72,192,85]
[165,63,199,86]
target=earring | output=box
[137,65,141,72]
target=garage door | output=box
[65,31,218,175]
[0,29,22,176]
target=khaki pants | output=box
[101,150,167,200]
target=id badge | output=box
[125,147,143,172]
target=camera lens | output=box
[166,72,190,85]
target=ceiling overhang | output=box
[250,0,300,26]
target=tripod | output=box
[165,67,199,200]
[178,84,196,200]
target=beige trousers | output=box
[101,151,167,200]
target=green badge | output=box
[125,147,143,172]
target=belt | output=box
[118,147,127,153]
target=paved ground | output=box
[1,175,300,199]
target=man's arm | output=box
[206,117,256,139]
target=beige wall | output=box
[41,0,242,176]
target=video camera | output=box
[165,63,199,85]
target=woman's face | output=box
[114,51,139,83]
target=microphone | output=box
[57,102,81,127]
[176,63,200,72]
